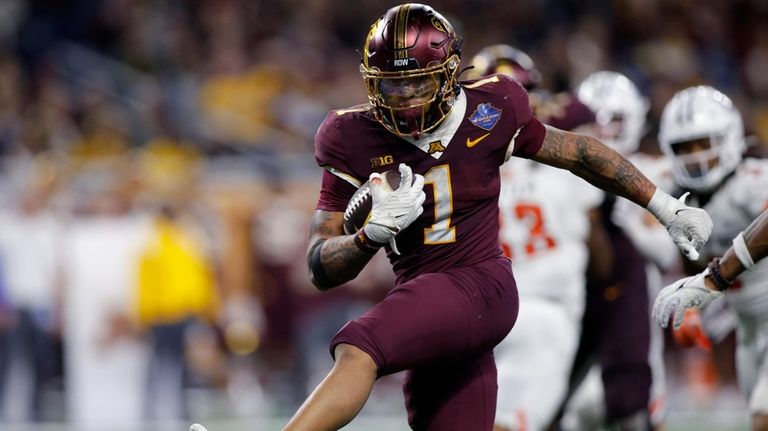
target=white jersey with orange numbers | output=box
[498,157,603,321]
[495,157,603,431]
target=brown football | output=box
[343,169,403,235]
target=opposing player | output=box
[556,71,679,430]
[654,209,768,320]
[650,85,768,430]
[277,5,710,431]
[494,155,609,431]
[468,45,612,431]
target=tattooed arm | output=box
[306,210,377,290]
[532,125,656,206]
[533,125,713,261]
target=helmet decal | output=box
[431,17,445,33]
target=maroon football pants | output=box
[331,256,519,430]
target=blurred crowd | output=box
[0,0,766,428]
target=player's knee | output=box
[334,343,378,376]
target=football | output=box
[343,169,403,235]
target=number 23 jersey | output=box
[498,159,603,319]
[314,74,546,283]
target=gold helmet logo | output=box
[431,17,445,33]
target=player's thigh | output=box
[331,257,518,376]
[495,300,579,430]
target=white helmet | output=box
[576,71,649,155]
[658,86,744,193]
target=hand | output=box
[652,269,724,330]
[666,193,712,260]
[363,163,426,254]
[190,424,209,431]
[649,191,713,260]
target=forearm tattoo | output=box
[307,210,376,286]
[534,126,655,206]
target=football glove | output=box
[647,190,713,261]
[363,163,426,255]
[652,269,724,330]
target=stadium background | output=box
[0,0,766,429]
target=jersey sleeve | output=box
[497,76,546,161]
[314,111,347,170]
[313,110,366,212]
[315,170,359,212]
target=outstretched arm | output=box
[532,125,655,206]
[532,125,712,260]
[709,208,768,285]
[653,207,768,329]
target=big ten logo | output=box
[370,155,394,168]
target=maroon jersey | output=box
[315,74,546,283]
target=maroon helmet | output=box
[468,44,541,90]
[361,3,463,138]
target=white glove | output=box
[363,163,426,255]
[190,424,209,431]
[652,269,724,330]
[647,190,713,261]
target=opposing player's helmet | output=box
[576,71,649,156]
[467,44,541,90]
[361,3,463,138]
[659,86,745,193]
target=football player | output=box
[468,44,613,431]
[280,4,711,431]
[554,71,679,431]
[651,85,768,431]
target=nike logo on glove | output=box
[466,133,490,148]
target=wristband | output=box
[354,229,385,254]
[733,232,756,270]
[707,257,733,291]
[646,188,679,226]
